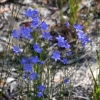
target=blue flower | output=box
[23,64,32,73]
[73,24,83,31]
[29,72,38,80]
[25,9,38,17]
[32,9,38,16]
[20,58,29,65]
[76,31,86,39]
[37,85,45,92]
[11,30,21,39]
[37,92,43,97]
[61,58,68,64]
[56,35,70,48]
[57,41,65,47]
[41,32,52,40]
[31,16,39,28]
[31,20,38,28]
[20,26,32,40]
[56,35,65,47]
[64,78,69,84]
[65,22,70,26]
[64,41,70,49]
[33,43,42,53]
[76,31,90,46]
[40,22,48,30]
[25,9,33,17]
[56,35,64,42]
[29,56,40,64]
[81,37,90,46]
[13,46,21,54]
[51,51,60,61]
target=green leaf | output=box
[96,87,100,93]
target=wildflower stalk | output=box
[88,59,99,100]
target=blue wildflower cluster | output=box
[11,9,69,65]
[11,8,90,97]
[20,56,44,80]
[73,23,90,46]
[11,9,53,83]
[12,9,90,65]
[50,23,90,63]
[51,34,71,64]
[65,22,90,47]
[12,9,52,41]
[12,26,32,40]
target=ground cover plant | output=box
[0,0,100,100]
[0,9,90,99]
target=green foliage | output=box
[89,50,100,100]
[68,0,81,25]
